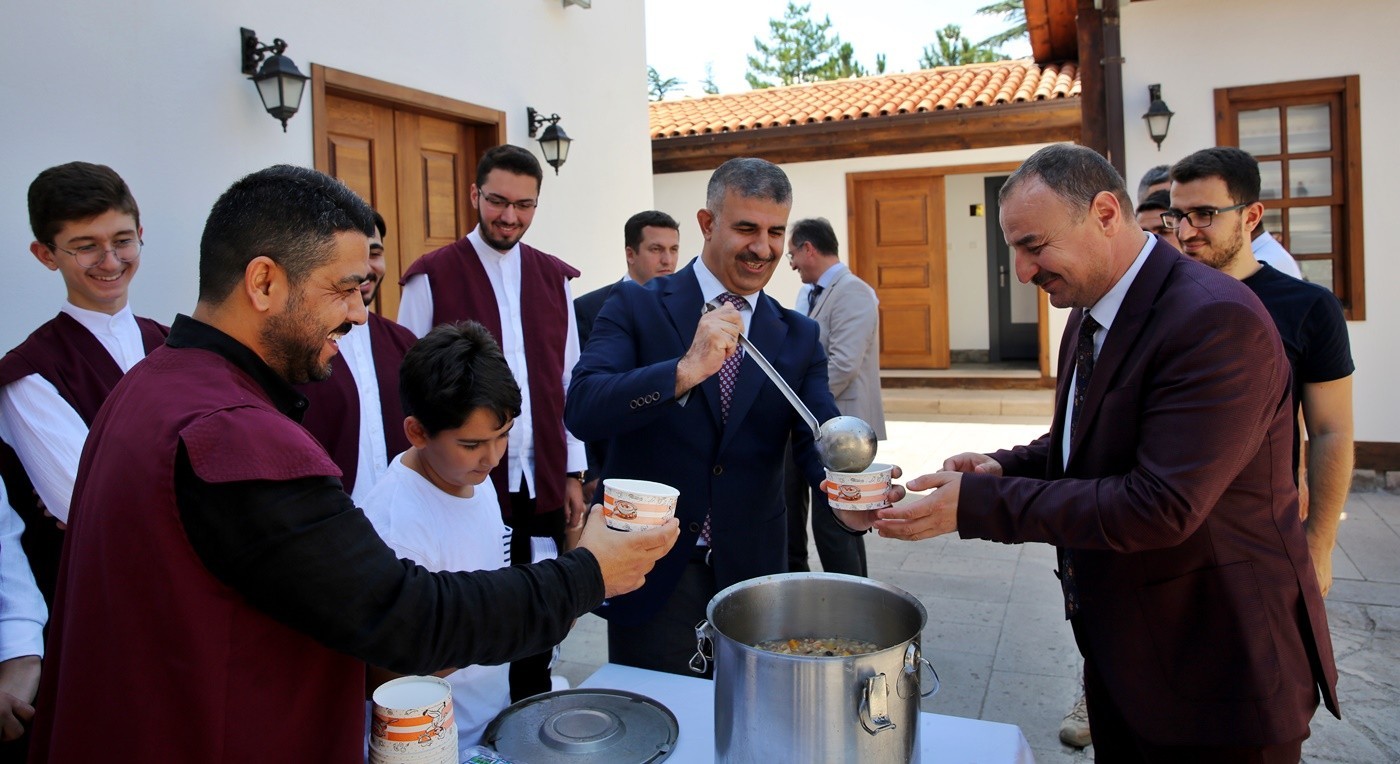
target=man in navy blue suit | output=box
[566,158,841,677]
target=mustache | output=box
[737,252,777,264]
[1031,272,1058,288]
[332,323,353,337]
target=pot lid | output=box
[483,688,678,763]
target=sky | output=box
[644,0,1033,98]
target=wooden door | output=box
[319,72,498,322]
[324,95,400,314]
[391,112,476,319]
[850,173,949,369]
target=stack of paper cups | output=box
[369,676,458,763]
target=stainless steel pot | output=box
[691,573,938,763]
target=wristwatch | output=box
[567,471,586,484]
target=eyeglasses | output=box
[49,238,143,269]
[479,192,538,212]
[1160,203,1249,231]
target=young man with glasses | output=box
[397,144,587,701]
[0,162,168,607]
[1169,146,1353,599]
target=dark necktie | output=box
[703,292,748,545]
[1060,310,1100,619]
[806,284,824,315]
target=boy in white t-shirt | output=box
[361,321,523,752]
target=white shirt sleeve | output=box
[0,375,89,523]
[560,277,587,473]
[396,274,435,338]
[0,484,46,660]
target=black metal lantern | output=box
[241,28,309,132]
[1142,84,1174,151]
[528,107,573,175]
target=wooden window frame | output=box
[1215,76,1364,320]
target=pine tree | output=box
[976,0,1029,49]
[647,66,683,101]
[745,2,842,88]
[919,24,1007,68]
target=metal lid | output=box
[483,688,678,764]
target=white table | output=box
[580,663,1035,763]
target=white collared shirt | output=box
[0,483,45,661]
[1251,232,1302,279]
[692,256,758,334]
[1062,234,1155,468]
[336,321,390,505]
[397,228,586,497]
[0,303,146,523]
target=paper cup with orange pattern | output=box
[602,478,679,531]
[824,463,894,511]
[369,675,457,764]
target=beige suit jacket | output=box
[809,267,886,440]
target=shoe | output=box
[1059,692,1091,748]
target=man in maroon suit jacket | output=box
[868,144,1339,759]
[296,211,416,502]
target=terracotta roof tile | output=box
[650,60,1081,140]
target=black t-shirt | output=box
[1243,263,1354,475]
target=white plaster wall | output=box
[2,0,651,351]
[943,174,994,352]
[1121,0,1399,443]
[652,143,1055,323]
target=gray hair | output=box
[1000,144,1133,219]
[705,157,792,212]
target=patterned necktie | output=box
[714,293,748,424]
[806,284,824,316]
[1060,309,1100,619]
[703,292,748,545]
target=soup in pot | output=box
[753,637,879,657]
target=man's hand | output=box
[0,655,40,742]
[1307,527,1334,598]
[563,478,587,551]
[577,506,680,598]
[942,452,1003,476]
[873,471,962,541]
[675,304,742,396]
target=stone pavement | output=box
[557,410,1400,763]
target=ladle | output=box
[712,310,878,472]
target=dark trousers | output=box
[508,485,566,701]
[784,440,867,576]
[1083,658,1307,763]
[607,547,717,679]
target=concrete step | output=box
[881,387,1055,418]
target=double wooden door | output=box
[320,93,488,319]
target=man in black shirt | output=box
[31,165,679,761]
[1169,147,1354,596]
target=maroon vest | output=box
[296,312,417,494]
[28,342,363,763]
[401,237,579,519]
[0,312,167,607]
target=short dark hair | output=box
[371,210,387,239]
[706,157,792,212]
[789,217,838,256]
[198,165,375,304]
[1136,189,1172,215]
[1000,144,1133,218]
[1169,147,1260,207]
[476,145,543,191]
[28,162,140,244]
[399,321,522,436]
[624,210,679,251]
[1137,164,1171,202]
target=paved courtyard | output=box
[557,414,1400,763]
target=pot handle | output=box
[689,619,713,674]
[903,644,941,699]
[859,673,896,734]
[918,657,941,699]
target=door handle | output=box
[998,264,1007,288]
